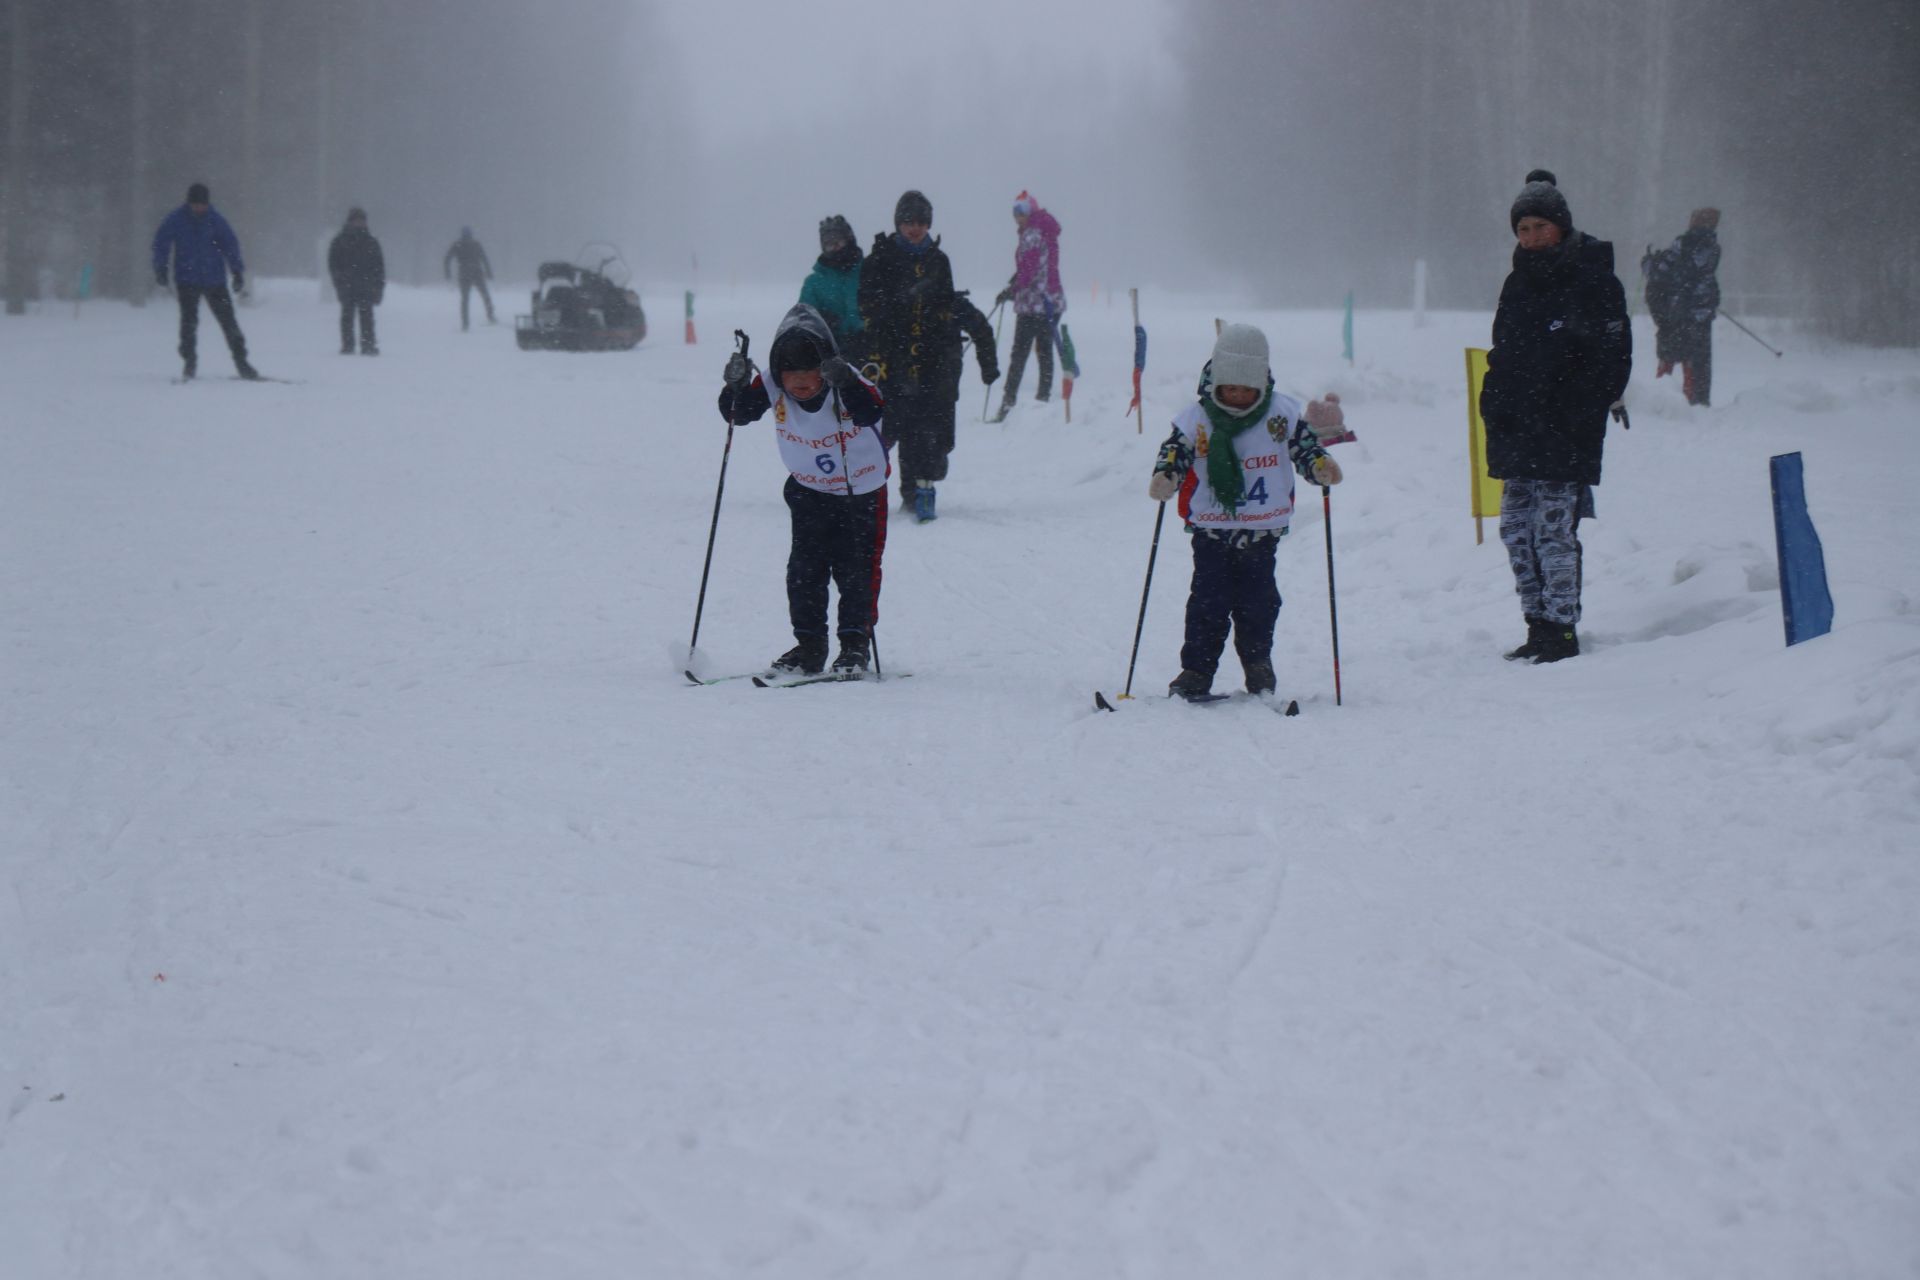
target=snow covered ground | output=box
[4,275,1917,1278]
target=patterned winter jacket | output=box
[1009,207,1064,317]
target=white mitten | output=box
[1148,473,1178,502]
[1305,393,1344,430]
[1311,455,1343,487]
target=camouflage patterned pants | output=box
[1499,478,1591,625]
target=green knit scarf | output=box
[1200,385,1272,513]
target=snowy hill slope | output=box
[3,280,1916,1277]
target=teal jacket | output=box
[799,256,863,350]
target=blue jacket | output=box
[152,205,246,287]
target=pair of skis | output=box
[1094,690,1300,715]
[684,668,898,690]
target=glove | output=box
[1311,456,1343,487]
[819,355,856,389]
[980,362,1000,386]
[1304,394,1344,431]
[1148,472,1178,503]
[154,270,168,289]
[723,353,751,389]
[230,274,244,294]
[994,287,1013,306]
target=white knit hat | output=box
[1209,323,1270,392]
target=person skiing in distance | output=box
[1148,323,1346,700]
[717,303,890,675]
[989,190,1064,422]
[1479,169,1632,664]
[328,207,386,355]
[858,190,959,522]
[444,226,495,330]
[151,181,256,380]
[1644,207,1720,406]
[799,215,865,353]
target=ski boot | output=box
[234,358,260,381]
[770,636,829,676]
[913,485,937,523]
[831,633,871,673]
[1505,617,1550,661]
[181,355,197,381]
[1168,669,1214,701]
[986,400,1012,424]
[1243,659,1276,696]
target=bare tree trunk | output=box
[4,0,31,315]
[127,0,150,306]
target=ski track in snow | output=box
[2,280,1917,1278]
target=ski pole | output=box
[1118,500,1168,700]
[688,330,752,664]
[828,374,883,680]
[980,299,1005,421]
[1719,311,1783,358]
[1322,485,1342,706]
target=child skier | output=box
[1147,323,1346,700]
[718,303,889,675]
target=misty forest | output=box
[3,0,1916,343]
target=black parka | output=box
[857,233,956,395]
[1480,231,1632,486]
[328,226,387,304]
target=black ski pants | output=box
[1181,531,1282,678]
[885,389,956,494]
[339,295,377,352]
[458,274,494,329]
[1001,313,1054,405]
[784,476,888,642]
[176,284,248,368]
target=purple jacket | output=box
[1011,207,1064,317]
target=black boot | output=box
[1168,668,1214,701]
[234,358,260,381]
[831,632,871,673]
[1505,616,1549,661]
[1243,658,1276,695]
[1531,622,1580,664]
[771,636,828,675]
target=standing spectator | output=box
[328,208,386,356]
[1479,170,1632,664]
[799,215,864,353]
[1643,207,1721,406]
[859,190,959,522]
[444,227,495,330]
[988,190,1065,422]
[151,181,256,381]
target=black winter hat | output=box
[1509,169,1572,235]
[894,190,932,228]
[347,207,368,223]
[186,182,210,205]
[770,328,824,376]
[818,214,854,251]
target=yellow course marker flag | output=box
[1464,348,1503,544]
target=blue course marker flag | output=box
[1769,452,1835,646]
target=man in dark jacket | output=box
[151,181,256,380]
[858,190,962,522]
[328,208,386,355]
[443,227,495,330]
[1479,170,1632,664]
[1644,207,1721,406]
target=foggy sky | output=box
[4,0,1914,342]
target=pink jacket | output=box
[1011,207,1064,316]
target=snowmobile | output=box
[514,245,647,351]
